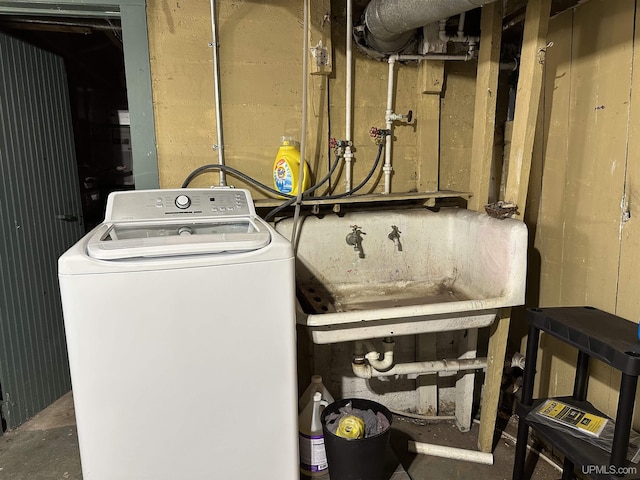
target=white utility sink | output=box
[275,207,527,344]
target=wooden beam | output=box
[504,0,552,219]
[478,309,512,452]
[477,0,552,454]
[471,1,508,453]
[468,1,504,211]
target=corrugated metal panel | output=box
[0,32,84,429]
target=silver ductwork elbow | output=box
[360,0,499,55]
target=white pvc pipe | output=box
[408,441,494,465]
[458,12,466,38]
[344,0,354,192]
[382,51,471,194]
[511,352,526,369]
[344,145,354,193]
[472,419,563,472]
[439,18,479,44]
[365,351,394,370]
[209,0,226,186]
[363,338,395,371]
[352,357,488,379]
[397,53,474,61]
[383,55,396,194]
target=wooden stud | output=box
[416,60,444,192]
[478,309,511,452]
[467,0,505,452]
[419,59,445,95]
[477,0,551,453]
[468,1,503,212]
[503,0,552,219]
[416,333,438,416]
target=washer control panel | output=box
[105,188,255,222]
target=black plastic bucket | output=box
[320,398,393,480]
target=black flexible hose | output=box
[315,143,385,201]
[181,163,294,198]
[265,143,384,222]
[181,151,342,206]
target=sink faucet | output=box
[388,225,402,251]
[346,225,365,259]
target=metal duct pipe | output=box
[364,0,499,52]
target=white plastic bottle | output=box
[298,375,334,413]
[299,391,329,476]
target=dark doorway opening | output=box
[0,16,134,230]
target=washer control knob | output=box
[175,194,191,209]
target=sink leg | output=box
[478,309,510,452]
[416,333,438,415]
[455,328,478,432]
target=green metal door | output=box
[0,31,85,429]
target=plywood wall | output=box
[439,61,477,192]
[146,1,303,191]
[528,0,639,421]
[146,0,438,196]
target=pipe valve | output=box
[330,138,353,154]
[386,109,413,123]
[405,110,413,123]
[369,127,391,144]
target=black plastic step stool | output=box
[512,306,640,480]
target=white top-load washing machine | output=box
[58,188,298,480]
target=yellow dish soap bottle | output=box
[273,136,310,196]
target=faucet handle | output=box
[388,225,402,252]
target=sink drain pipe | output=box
[355,338,396,371]
[352,356,488,379]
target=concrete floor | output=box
[0,392,563,480]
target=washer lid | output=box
[86,218,271,260]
